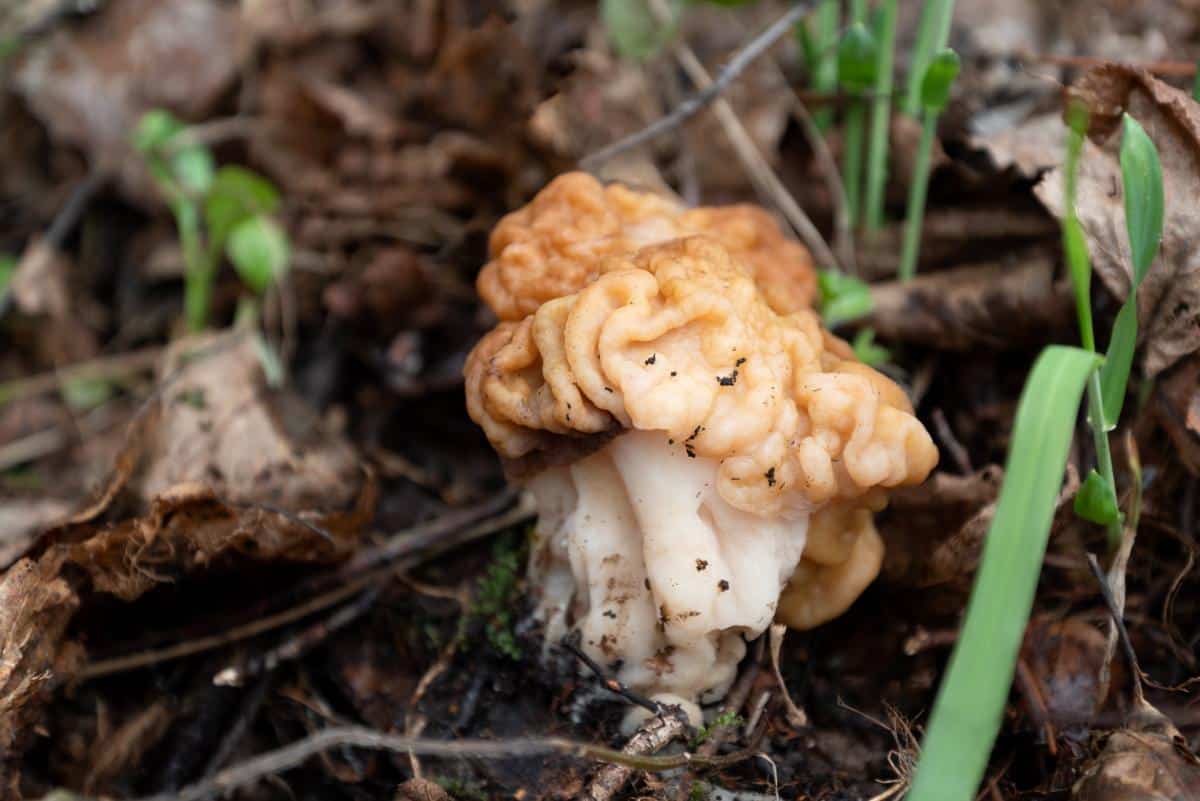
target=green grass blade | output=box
[907,345,1101,801]
[804,0,840,131]
[1119,114,1163,284]
[901,0,956,117]
[863,0,897,231]
[897,111,937,281]
[1099,292,1138,426]
[1063,217,1095,352]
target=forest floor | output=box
[2,1,1200,799]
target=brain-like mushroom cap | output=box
[466,235,937,517]
[477,172,817,322]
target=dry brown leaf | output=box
[1036,65,1200,377]
[0,554,81,769]
[1153,356,1200,475]
[395,778,453,801]
[0,497,72,571]
[1074,703,1200,801]
[866,255,1073,350]
[12,0,239,198]
[1021,617,1110,732]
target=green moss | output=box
[690,710,745,747]
[465,532,526,661]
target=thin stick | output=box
[562,632,663,715]
[648,0,840,272]
[580,2,816,170]
[581,711,690,801]
[1086,553,1145,706]
[0,346,164,406]
[36,726,759,801]
[76,496,534,680]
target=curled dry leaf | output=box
[0,554,82,773]
[0,332,375,772]
[882,466,1003,587]
[866,255,1073,350]
[11,0,239,200]
[1036,65,1200,377]
[1020,617,1111,733]
[1074,703,1200,801]
[1153,356,1200,475]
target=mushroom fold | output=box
[465,174,938,716]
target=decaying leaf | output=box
[12,0,239,198]
[866,255,1073,350]
[1021,617,1110,733]
[0,555,81,772]
[1037,65,1200,377]
[1153,356,1200,475]
[1074,702,1200,801]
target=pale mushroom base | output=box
[525,429,811,722]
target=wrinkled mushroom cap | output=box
[467,235,936,518]
[477,172,817,322]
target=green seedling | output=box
[134,109,288,333]
[901,0,955,118]
[908,346,1101,801]
[898,48,959,282]
[818,268,873,327]
[851,327,889,367]
[837,21,876,227]
[799,0,840,131]
[863,0,897,231]
[0,253,14,307]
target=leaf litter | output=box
[1,1,1200,800]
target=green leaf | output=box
[851,328,890,367]
[227,216,290,294]
[134,109,185,152]
[1062,217,1094,352]
[602,0,680,61]
[170,146,214,196]
[818,270,874,327]
[919,48,960,112]
[1074,469,1120,526]
[1119,114,1164,285]
[1099,293,1138,426]
[908,345,1102,801]
[205,166,281,252]
[837,23,877,93]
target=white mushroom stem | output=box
[527,429,809,721]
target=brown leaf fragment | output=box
[866,255,1073,350]
[0,555,81,768]
[11,0,240,200]
[1153,356,1200,475]
[1074,703,1200,801]
[396,778,453,801]
[1021,617,1110,732]
[1037,65,1200,376]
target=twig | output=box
[579,2,816,170]
[931,408,972,474]
[651,0,839,272]
[37,725,760,801]
[562,632,663,715]
[580,710,691,801]
[0,346,163,406]
[1087,552,1145,705]
[1022,52,1196,78]
[201,675,272,777]
[212,586,383,686]
[76,495,534,680]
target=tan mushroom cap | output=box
[477,172,817,322]
[466,235,937,518]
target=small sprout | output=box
[1073,469,1120,526]
[918,49,961,113]
[836,23,878,94]
[818,269,873,327]
[227,216,290,295]
[852,328,890,367]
